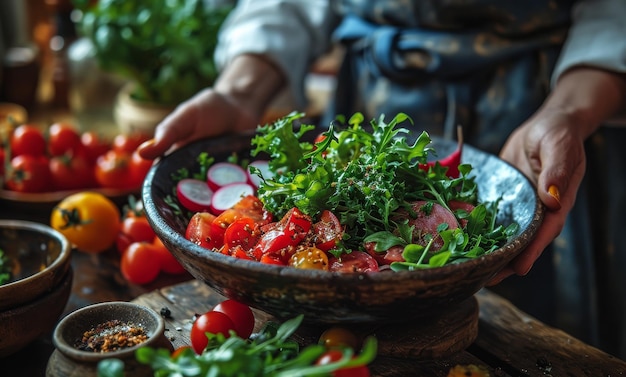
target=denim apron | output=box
[325,0,626,359]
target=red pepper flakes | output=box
[74,319,148,353]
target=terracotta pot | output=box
[113,83,174,137]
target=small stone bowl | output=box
[47,302,173,377]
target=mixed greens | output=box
[97,315,377,377]
[251,112,518,269]
[0,248,12,285]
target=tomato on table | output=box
[47,122,81,156]
[190,311,236,354]
[212,299,255,339]
[315,349,371,377]
[128,150,153,188]
[319,326,360,351]
[10,124,46,157]
[50,192,121,253]
[80,131,112,163]
[49,154,95,191]
[153,236,187,275]
[94,149,135,190]
[5,155,51,193]
[113,133,150,153]
[121,242,162,284]
[121,214,156,243]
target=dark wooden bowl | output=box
[143,133,544,324]
[0,220,72,311]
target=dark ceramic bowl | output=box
[0,267,72,358]
[48,301,172,377]
[143,133,544,324]
[0,219,72,311]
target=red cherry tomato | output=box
[223,217,259,255]
[252,207,311,262]
[128,150,153,188]
[116,232,134,254]
[212,299,255,339]
[153,236,187,275]
[49,154,95,191]
[315,349,371,377]
[48,123,81,156]
[5,155,51,192]
[190,311,236,354]
[121,215,156,243]
[80,131,111,163]
[185,212,221,250]
[120,242,162,284]
[95,149,134,190]
[328,251,379,273]
[313,210,343,251]
[10,124,46,157]
[113,133,150,153]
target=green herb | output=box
[0,248,12,285]
[251,112,518,266]
[72,0,232,105]
[96,315,377,377]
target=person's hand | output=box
[138,54,287,160]
[488,108,587,285]
[137,89,258,160]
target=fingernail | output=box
[548,185,561,206]
[139,139,156,149]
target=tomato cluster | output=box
[1,122,152,193]
[184,194,380,273]
[117,200,187,284]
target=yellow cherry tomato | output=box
[289,247,329,270]
[50,192,121,253]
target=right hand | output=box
[137,88,259,160]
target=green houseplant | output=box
[72,0,232,106]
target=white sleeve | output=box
[552,0,626,85]
[214,0,338,108]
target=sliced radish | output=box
[177,178,214,212]
[247,160,273,188]
[210,182,256,214]
[207,162,248,191]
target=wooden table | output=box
[2,205,626,377]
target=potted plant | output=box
[71,0,232,135]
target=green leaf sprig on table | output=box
[251,112,518,267]
[97,315,377,377]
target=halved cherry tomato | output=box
[121,242,162,284]
[223,217,259,255]
[259,253,286,266]
[212,299,255,339]
[313,210,343,251]
[252,207,311,262]
[289,247,329,270]
[328,251,379,273]
[186,212,220,250]
[190,311,236,354]
[50,191,121,253]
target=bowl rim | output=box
[0,219,72,289]
[52,301,166,362]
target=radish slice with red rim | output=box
[210,182,256,214]
[176,178,214,212]
[247,160,273,188]
[207,162,248,191]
